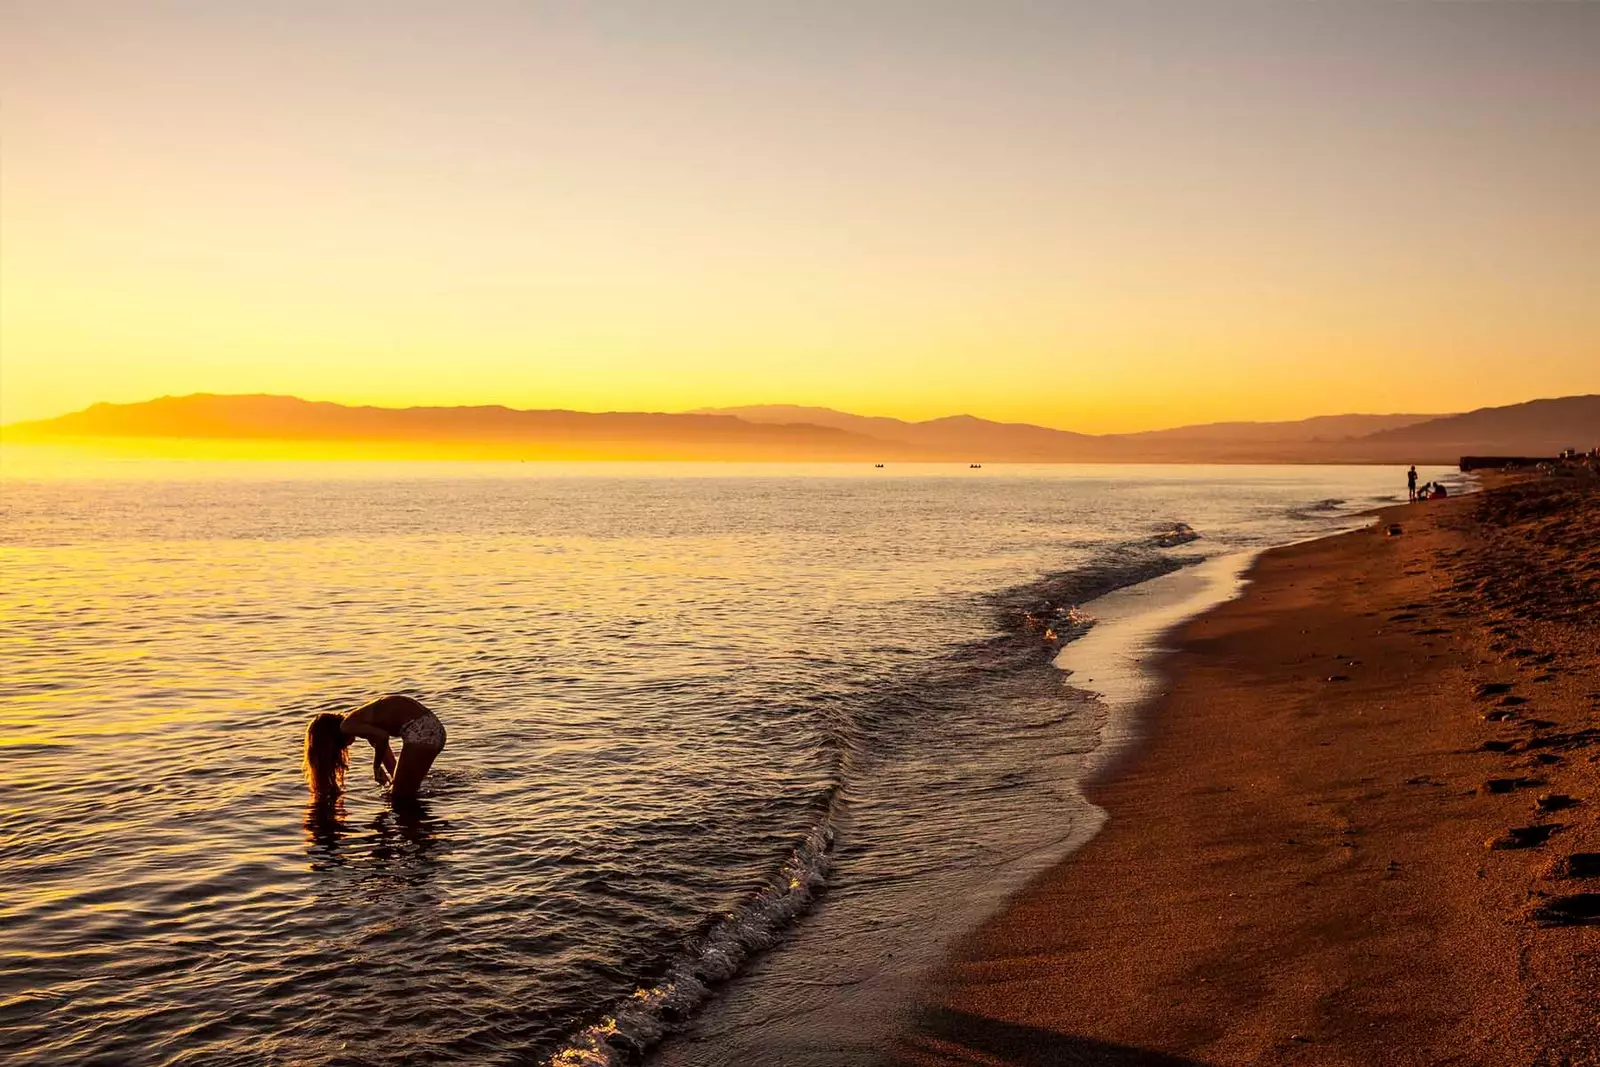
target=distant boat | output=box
[969,463,982,469]
[874,463,885,468]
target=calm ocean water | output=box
[0,459,1462,1066]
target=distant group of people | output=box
[1407,465,1447,502]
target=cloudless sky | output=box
[2,1,1596,431]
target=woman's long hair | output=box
[303,713,350,797]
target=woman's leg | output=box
[388,743,441,798]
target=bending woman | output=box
[303,694,446,800]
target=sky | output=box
[2,2,1596,433]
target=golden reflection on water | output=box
[0,459,1435,1065]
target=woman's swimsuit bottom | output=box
[398,711,446,748]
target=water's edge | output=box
[643,548,1285,1067]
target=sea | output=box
[0,456,1467,1066]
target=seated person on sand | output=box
[303,694,446,800]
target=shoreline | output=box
[648,518,1392,1067]
[896,477,1600,1066]
[1058,548,1267,786]
[650,548,1282,1067]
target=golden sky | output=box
[2,3,1596,433]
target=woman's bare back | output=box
[343,694,430,735]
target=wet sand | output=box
[899,474,1600,1066]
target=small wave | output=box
[1286,498,1348,520]
[547,795,839,1066]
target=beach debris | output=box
[1327,674,1350,683]
[1528,893,1600,926]
[1534,793,1579,812]
[1486,824,1561,850]
[1015,603,1094,643]
[1549,853,1600,879]
[1482,710,1517,722]
[1498,695,1529,707]
[1152,522,1200,547]
[1474,682,1514,700]
[1482,777,1536,794]
[1481,740,1518,753]
[1386,523,1403,536]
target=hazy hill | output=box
[1095,398,1597,462]
[3,394,912,461]
[691,404,934,441]
[7,393,1596,464]
[695,405,1098,459]
[703,405,1438,443]
[1354,395,1600,455]
[1112,413,1440,443]
[701,404,1448,461]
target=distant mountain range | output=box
[5,393,1597,464]
[694,405,1460,460]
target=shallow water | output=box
[0,460,1460,1066]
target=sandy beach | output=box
[899,473,1600,1067]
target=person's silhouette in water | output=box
[303,695,446,801]
[1407,465,1418,501]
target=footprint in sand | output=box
[1486,824,1562,850]
[1548,853,1600,879]
[1528,894,1600,926]
[1482,777,1538,794]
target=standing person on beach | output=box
[1407,465,1418,501]
[302,694,446,800]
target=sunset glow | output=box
[5,7,1600,1061]
[3,3,1596,432]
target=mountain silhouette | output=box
[6,393,1596,463]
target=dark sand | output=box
[899,474,1600,1066]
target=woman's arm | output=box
[341,695,419,785]
[340,708,395,783]
[372,740,397,785]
